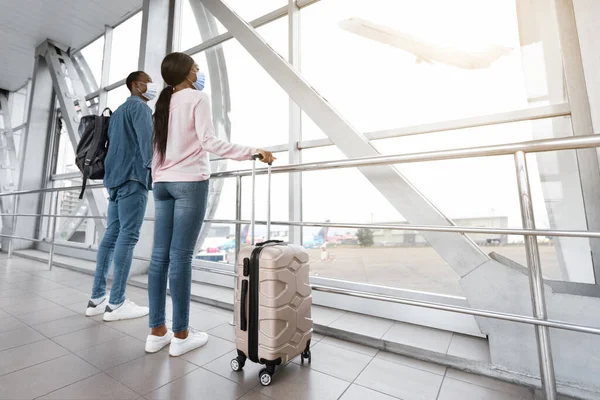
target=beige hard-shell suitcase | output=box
[230,156,313,387]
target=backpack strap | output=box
[79,115,105,199]
[78,175,88,200]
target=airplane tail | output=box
[241,224,250,244]
[316,220,330,242]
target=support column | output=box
[571,0,600,131]
[139,0,176,96]
[0,91,20,247]
[133,0,177,271]
[98,25,113,112]
[198,0,490,277]
[517,0,598,283]
[288,0,302,245]
[4,55,54,250]
[187,1,233,253]
[553,0,600,283]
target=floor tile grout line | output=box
[326,310,347,327]
[444,333,454,355]
[335,350,380,400]
[10,308,81,328]
[435,368,449,400]
[13,353,100,400]
[0,337,51,362]
[0,346,82,380]
[31,371,109,400]
[319,337,378,357]
[48,326,129,354]
[374,353,447,378]
[444,372,532,398]
[183,344,239,370]
[139,362,202,398]
[380,320,396,340]
[0,321,31,336]
[5,306,68,319]
[288,352,370,384]
[353,383,407,400]
[198,364,262,398]
[103,365,153,397]
[98,351,149,373]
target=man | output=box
[85,71,158,321]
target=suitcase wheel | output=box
[259,368,274,386]
[300,349,312,364]
[230,357,245,372]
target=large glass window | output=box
[179,0,226,51]
[109,13,143,84]
[191,29,289,151]
[79,36,105,89]
[178,0,288,56]
[54,115,77,176]
[225,0,286,21]
[9,87,28,127]
[106,85,131,111]
[191,27,290,261]
[300,0,564,139]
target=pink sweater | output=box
[152,89,254,183]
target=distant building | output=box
[208,226,230,238]
[371,216,509,246]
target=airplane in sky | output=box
[339,17,512,70]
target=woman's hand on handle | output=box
[256,149,276,165]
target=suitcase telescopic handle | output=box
[251,154,272,245]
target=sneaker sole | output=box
[145,335,174,353]
[145,340,171,353]
[169,338,209,357]
[103,311,149,322]
[85,308,105,317]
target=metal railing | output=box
[3,133,600,398]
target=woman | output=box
[144,52,274,356]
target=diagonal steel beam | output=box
[198,0,489,276]
[39,41,107,237]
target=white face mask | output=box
[140,82,159,101]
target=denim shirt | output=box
[103,96,153,190]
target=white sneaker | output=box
[145,330,174,353]
[85,295,109,317]
[169,329,209,357]
[103,299,149,322]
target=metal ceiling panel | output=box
[0,0,142,91]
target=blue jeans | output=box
[91,180,148,305]
[148,181,209,332]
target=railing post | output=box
[230,176,242,327]
[48,191,59,271]
[514,151,557,400]
[7,196,18,258]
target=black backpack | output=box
[75,108,112,199]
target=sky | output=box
[54,0,580,240]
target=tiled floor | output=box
[0,255,535,400]
[16,249,494,366]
